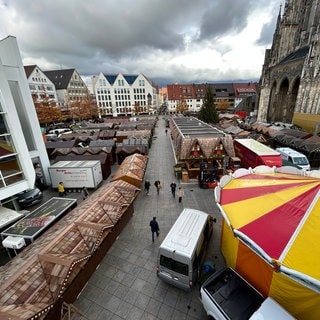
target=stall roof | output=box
[0,180,139,320]
[45,140,76,149]
[89,140,115,148]
[115,129,152,139]
[98,130,116,139]
[51,146,113,158]
[111,153,147,187]
[171,116,225,138]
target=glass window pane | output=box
[0,154,24,188]
[0,134,16,156]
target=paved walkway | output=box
[74,117,226,320]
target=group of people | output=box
[144,180,184,202]
[146,179,185,241]
[170,181,184,202]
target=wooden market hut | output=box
[88,140,116,164]
[111,153,148,188]
[98,129,116,140]
[45,140,77,159]
[0,180,139,320]
[170,116,235,183]
[115,139,149,165]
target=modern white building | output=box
[0,36,50,209]
[94,72,159,117]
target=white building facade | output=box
[0,36,50,208]
[95,73,159,117]
[24,65,58,105]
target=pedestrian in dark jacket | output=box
[144,180,151,195]
[149,217,160,242]
[170,181,177,197]
[154,180,161,195]
[81,186,89,200]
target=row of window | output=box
[98,100,148,108]
[100,106,149,115]
[67,89,87,95]
[97,94,146,101]
[96,89,111,94]
[69,81,85,87]
[133,88,145,93]
[31,77,47,83]
[29,85,54,92]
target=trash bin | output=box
[182,170,189,183]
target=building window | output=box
[0,112,24,188]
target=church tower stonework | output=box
[257,0,320,129]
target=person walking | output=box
[58,182,66,197]
[165,129,168,135]
[177,186,184,203]
[154,180,161,195]
[149,217,160,242]
[81,186,89,200]
[144,180,151,195]
[170,181,177,198]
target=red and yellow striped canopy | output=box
[217,171,320,289]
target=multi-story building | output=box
[0,36,50,209]
[24,65,58,105]
[44,68,89,114]
[167,83,205,114]
[167,82,257,114]
[94,72,159,117]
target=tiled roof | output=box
[111,153,147,188]
[279,46,309,65]
[44,69,75,90]
[0,180,140,319]
[24,65,37,78]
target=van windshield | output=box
[292,157,308,165]
[160,255,188,276]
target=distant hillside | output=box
[152,77,259,88]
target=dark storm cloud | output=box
[13,0,201,58]
[198,0,277,41]
[0,0,284,84]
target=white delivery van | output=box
[157,208,214,291]
[276,147,310,171]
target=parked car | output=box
[17,188,43,208]
[48,128,73,137]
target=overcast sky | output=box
[0,0,284,87]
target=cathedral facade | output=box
[257,0,320,131]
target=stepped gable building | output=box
[258,0,320,133]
